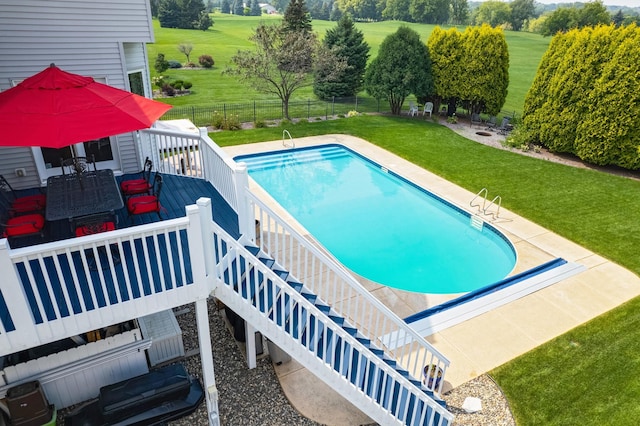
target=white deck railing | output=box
[0,205,209,357]
[246,192,450,394]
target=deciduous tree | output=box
[227,24,346,119]
[364,26,434,115]
[509,0,535,31]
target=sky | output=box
[533,0,639,6]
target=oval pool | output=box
[236,144,516,294]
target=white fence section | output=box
[0,205,209,357]
[209,220,453,426]
[247,192,450,394]
[0,330,150,409]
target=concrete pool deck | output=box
[223,134,640,425]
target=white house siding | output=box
[0,0,156,186]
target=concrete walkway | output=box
[223,131,640,425]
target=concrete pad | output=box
[274,359,374,426]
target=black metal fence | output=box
[160,96,383,127]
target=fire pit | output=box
[476,131,492,137]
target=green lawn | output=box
[212,115,640,424]
[148,15,550,116]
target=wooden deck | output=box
[6,173,239,249]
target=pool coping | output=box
[223,134,640,419]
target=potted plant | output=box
[422,364,443,388]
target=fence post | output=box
[332,96,335,116]
[223,103,227,122]
[355,95,358,112]
[253,101,256,123]
[192,106,196,124]
[325,102,328,120]
[307,99,310,119]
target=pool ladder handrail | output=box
[283,129,294,148]
[470,188,501,220]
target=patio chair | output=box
[73,212,117,237]
[1,212,45,239]
[61,155,96,175]
[120,157,153,197]
[422,102,434,118]
[408,101,419,117]
[485,116,498,131]
[497,117,512,135]
[0,174,46,213]
[470,113,483,128]
[127,174,164,220]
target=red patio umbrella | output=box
[0,64,172,148]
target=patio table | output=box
[46,169,124,222]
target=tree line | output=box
[152,0,639,37]
[226,0,508,119]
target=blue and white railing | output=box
[208,215,453,426]
[246,192,450,394]
[0,205,209,357]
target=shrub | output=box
[162,84,175,96]
[152,75,166,89]
[347,110,359,117]
[170,80,184,90]
[154,53,169,74]
[199,54,215,68]
[212,111,241,130]
[254,119,267,128]
[185,62,197,68]
[168,60,182,69]
[183,81,193,90]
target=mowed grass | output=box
[148,14,550,115]
[213,115,640,424]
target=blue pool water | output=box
[236,145,516,294]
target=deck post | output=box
[0,239,37,353]
[195,297,220,426]
[234,162,253,240]
[196,197,216,292]
[245,322,257,369]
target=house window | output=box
[128,71,145,96]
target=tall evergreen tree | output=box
[180,0,206,28]
[250,0,262,16]
[283,0,312,34]
[314,14,370,99]
[233,0,244,15]
[158,0,181,28]
[221,0,231,13]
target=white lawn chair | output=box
[408,101,419,116]
[423,102,434,118]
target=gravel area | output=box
[171,298,516,426]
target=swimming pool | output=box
[236,144,516,294]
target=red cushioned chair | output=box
[120,157,153,197]
[1,213,45,239]
[0,175,46,213]
[127,174,163,220]
[73,212,118,237]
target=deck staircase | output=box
[211,222,453,426]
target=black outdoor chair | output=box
[61,155,96,175]
[120,157,153,198]
[127,174,164,221]
[497,117,512,135]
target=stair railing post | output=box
[234,162,253,240]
